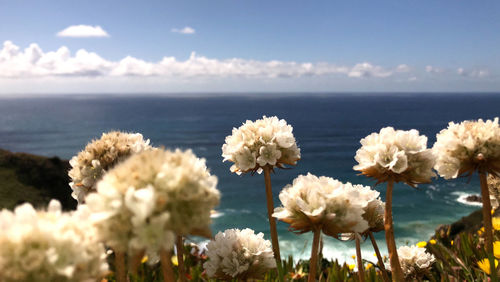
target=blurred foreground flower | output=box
[434,117,500,278]
[397,245,435,279]
[203,228,276,280]
[85,148,220,281]
[0,201,108,282]
[69,131,151,203]
[222,116,301,262]
[354,127,435,281]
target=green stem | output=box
[160,248,175,282]
[384,180,405,282]
[369,231,391,282]
[355,233,366,282]
[176,235,187,282]
[114,250,127,282]
[263,166,281,261]
[480,172,497,282]
[308,228,321,282]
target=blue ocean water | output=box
[0,93,498,262]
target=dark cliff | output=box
[0,149,76,210]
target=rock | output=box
[433,209,483,243]
[465,194,482,203]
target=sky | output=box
[0,0,499,94]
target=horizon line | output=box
[0,91,499,99]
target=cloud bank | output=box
[0,41,403,79]
[0,41,495,94]
[56,25,109,38]
[457,67,489,78]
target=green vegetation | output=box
[101,220,498,281]
[0,149,76,210]
[0,148,497,281]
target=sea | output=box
[0,93,498,264]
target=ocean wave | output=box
[189,236,389,265]
[451,191,482,207]
[210,208,253,219]
[210,210,224,219]
[278,236,390,264]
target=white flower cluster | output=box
[433,118,500,179]
[397,245,436,278]
[354,127,436,185]
[362,197,385,233]
[203,228,276,280]
[85,148,220,255]
[273,173,381,236]
[0,201,108,282]
[69,131,152,203]
[222,116,300,174]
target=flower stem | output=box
[384,180,405,281]
[114,250,127,282]
[176,235,187,282]
[129,249,145,276]
[368,231,390,282]
[355,233,366,282]
[263,165,281,261]
[480,172,497,282]
[160,248,175,282]
[308,228,321,282]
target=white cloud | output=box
[396,64,411,73]
[425,65,444,73]
[0,41,405,80]
[348,62,392,78]
[171,26,196,35]
[457,67,489,78]
[56,25,109,38]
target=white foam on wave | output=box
[278,236,389,265]
[210,208,254,219]
[210,210,224,218]
[452,191,482,207]
[191,236,388,267]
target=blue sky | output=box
[0,0,499,93]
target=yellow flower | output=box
[290,267,306,279]
[351,255,356,259]
[141,255,148,264]
[373,253,377,257]
[493,217,500,231]
[451,240,454,246]
[478,227,485,235]
[365,263,373,270]
[171,256,178,266]
[429,239,437,245]
[494,241,500,259]
[348,264,356,271]
[416,241,427,248]
[478,258,499,275]
[492,209,496,215]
